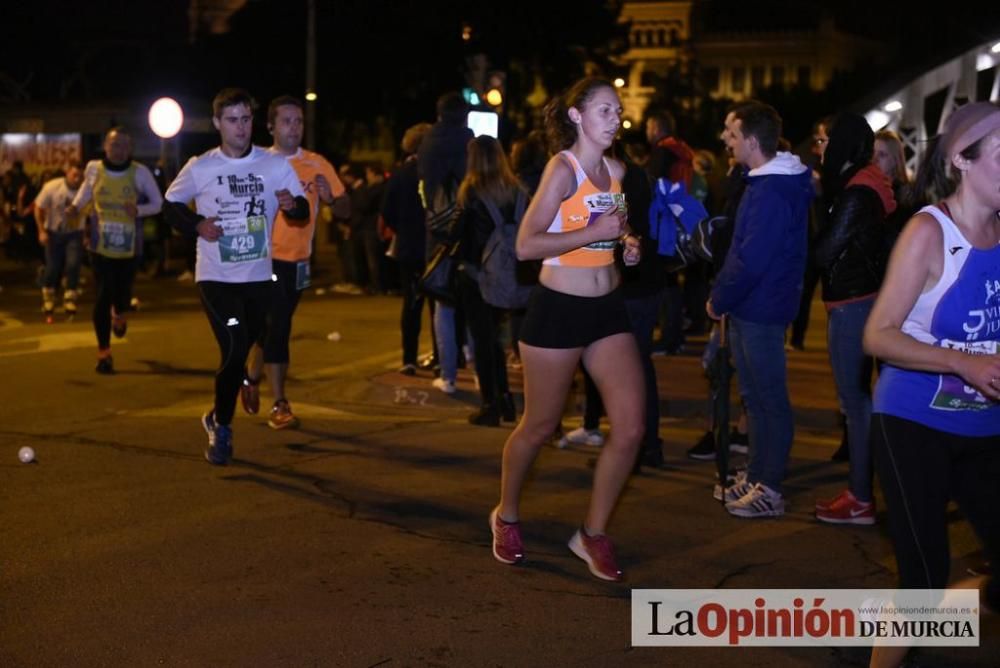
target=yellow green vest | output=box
[94,162,138,258]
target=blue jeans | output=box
[827,298,875,502]
[433,301,458,383]
[43,231,83,291]
[729,316,794,493]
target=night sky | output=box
[2,1,998,146]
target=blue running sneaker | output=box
[202,411,233,465]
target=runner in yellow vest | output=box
[70,127,163,374]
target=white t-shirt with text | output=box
[165,146,305,283]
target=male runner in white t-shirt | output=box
[163,88,308,465]
[35,163,85,320]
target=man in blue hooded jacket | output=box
[707,100,813,518]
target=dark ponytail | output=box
[543,95,574,154]
[543,77,615,154]
[908,136,947,211]
[820,112,873,207]
[909,132,986,210]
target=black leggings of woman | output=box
[873,413,1000,610]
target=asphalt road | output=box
[1,259,995,667]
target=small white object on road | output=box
[18,446,35,463]
[327,331,342,342]
[315,288,327,296]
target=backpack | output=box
[648,177,708,273]
[424,174,459,240]
[478,190,535,309]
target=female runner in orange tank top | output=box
[488,78,644,581]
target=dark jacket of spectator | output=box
[381,156,425,265]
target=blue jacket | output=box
[710,152,813,324]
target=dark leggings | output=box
[399,260,426,366]
[199,280,272,426]
[91,253,136,349]
[261,259,303,365]
[458,273,509,406]
[872,413,1000,609]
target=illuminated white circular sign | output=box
[148,97,184,139]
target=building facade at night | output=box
[615,0,886,123]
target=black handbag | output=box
[418,240,461,304]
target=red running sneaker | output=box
[240,376,260,415]
[489,507,524,564]
[568,527,623,582]
[815,489,875,526]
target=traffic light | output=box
[485,71,505,108]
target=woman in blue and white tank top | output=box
[864,102,1000,668]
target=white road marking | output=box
[0,311,25,330]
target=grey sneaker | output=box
[558,427,604,449]
[713,468,749,502]
[726,482,785,518]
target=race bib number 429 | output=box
[219,215,268,263]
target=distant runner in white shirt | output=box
[35,162,85,321]
[70,127,163,374]
[163,88,308,466]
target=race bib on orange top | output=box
[582,192,623,251]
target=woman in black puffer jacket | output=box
[812,112,897,526]
[453,136,526,426]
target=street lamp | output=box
[149,97,184,183]
[148,97,183,139]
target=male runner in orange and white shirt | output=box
[242,95,349,429]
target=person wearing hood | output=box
[417,92,475,394]
[707,100,814,518]
[812,112,896,526]
[646,110,695,356]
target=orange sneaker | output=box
[268,399,300,430]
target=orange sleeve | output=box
[322,158,345,198]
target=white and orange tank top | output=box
[542,150,621,267]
